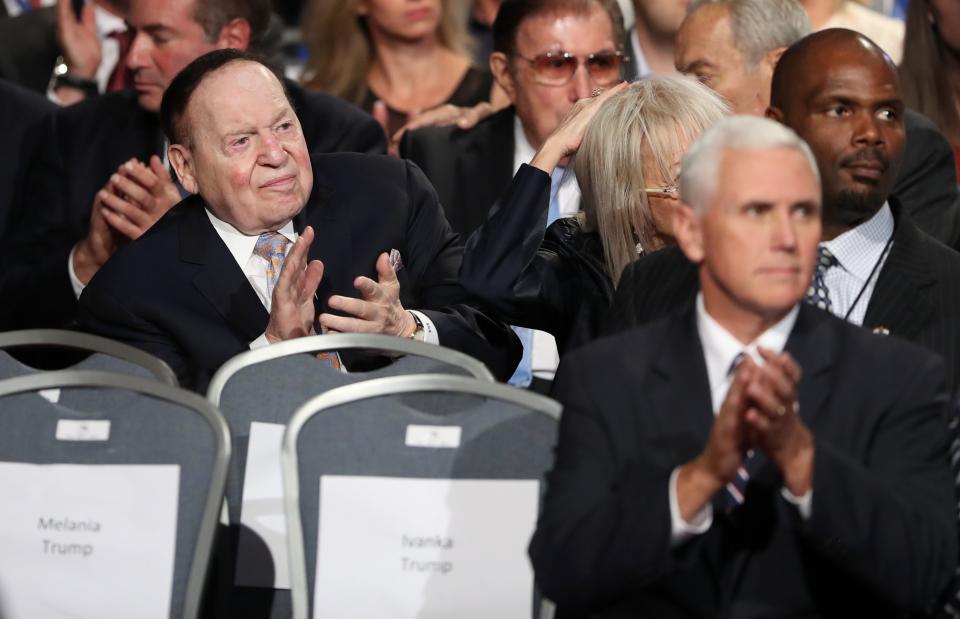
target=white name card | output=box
[56,420,111,442]
[0,461,180,619]
[404,424,462,448]
[314,476,539,619]
[235,421,289,589]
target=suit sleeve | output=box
[802,352,957,612]
[459,163,577,335]
[398,160,522,381]
[528,355,696,610]
[0,108,83,330]
[78,281,194,389]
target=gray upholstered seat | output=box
[282,374,561,619]
[0,370,230,619]
[205,333,496,619]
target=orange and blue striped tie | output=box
[253,231,290,297]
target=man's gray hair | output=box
[690,0,811,68]
[680,115,819,211]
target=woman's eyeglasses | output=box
[642,186,680,198]
[513,50,626,87]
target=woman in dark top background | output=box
[301,0,495,139]
[460,77,730,353]
[900,0,960,179]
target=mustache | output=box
[839,148,889,170]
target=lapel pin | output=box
[872,326,890,336]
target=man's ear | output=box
[216,17,251,50]
[765,104,784,123]
[168,144,198,195]
[766,46,787,69]
[672,203,705,264]
[490,52,518,104]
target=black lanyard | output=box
[840,231,895,322]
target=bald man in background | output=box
[672,0,960,245]
[607,29,960,394]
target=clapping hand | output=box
[321,252,416,337]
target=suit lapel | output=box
[785,305,836,429]
[298,170,354,315]
[180,196,269,341]
[644,309,726,590]
[648,309,714,447]
[455,108,515,236]
[862,201,936,340]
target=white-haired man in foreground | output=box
[529,115,956,617]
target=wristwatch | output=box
[50,56,98,97]
[407,311,426,342]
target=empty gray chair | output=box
[205,333,495,619]
[282,374,561,619]
[0,329,178,413]
[0,370,230,619]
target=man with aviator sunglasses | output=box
[402,0,627,391]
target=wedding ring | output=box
[775,404,787,417]
[591,88,603,97]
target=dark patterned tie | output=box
[722,353,754,511]
[805,245,838,311]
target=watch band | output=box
[408,311,426,342]
[50,56,99,97]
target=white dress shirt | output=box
[46,3,126,104]
[204,210,438,349]
[819,202,894,326]
[667,294,810,545]
[628,26,652,81]
[512,116,581,380]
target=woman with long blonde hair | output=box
[460,76,730,354]
[302,0,493,138]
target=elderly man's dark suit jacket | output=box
[0,82,385,332]
[531,304,956,618]
[400,106,515,239]
[77,154,520,391]
[605,201,960,392]
[0,79,54,239]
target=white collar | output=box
[629,26,652,80]
[513,114,537,169]
[205,208,297,269]
[696,292,799,397]
[821,201,894,283]
[512,114,575,193]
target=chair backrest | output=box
[282,374,561,619]
[204,334,496,618]
[0,370,230,619]
[0,329,178,386]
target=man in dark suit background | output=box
[79,50,520,391]
[531,114,956,617]
[606,28,960,392]
[0,80,55,239]
[400,0,627,239]
[0,0,131,106]
[0,0,385,334]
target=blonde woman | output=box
[460,76,730,353]
[302,0,493,138]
